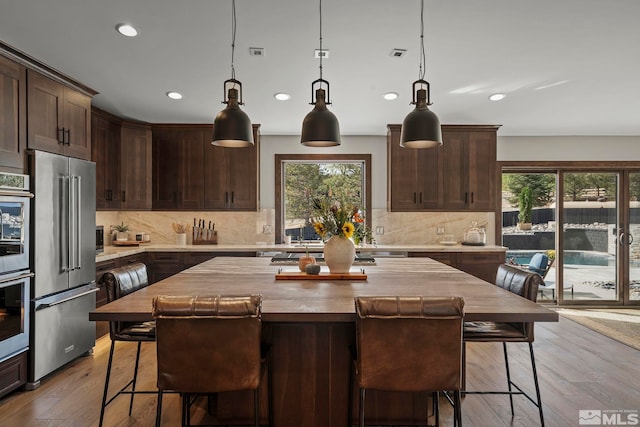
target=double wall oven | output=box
[0,172,33,377]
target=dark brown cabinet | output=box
[120,122,152,210]
[408,250,505,283]
[0,352,27,399]
[204,124,260,211]
[27,70,92,160]
[387,124,440,210]
[152,125,206,210]
[92,109,121,209]
[0,55,26,171]
[441,127,498,211]
[388,124,499,212]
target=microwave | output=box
[96,225,104,253]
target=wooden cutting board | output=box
[275,272,367,280]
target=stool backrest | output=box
[355,296,464,392]
[152,294,262,393]
[495,263,543,340]
[99,262,150,339]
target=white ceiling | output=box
[1,0,639,137]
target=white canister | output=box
[176,233,187,246]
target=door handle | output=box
[121,191,126,202]
[231,191,234,203]
[64,128,71,145]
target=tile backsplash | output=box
[97,210,495,246]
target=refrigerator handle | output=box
[35,287,99,310]
[61,175,72,272]
[74,175,82,270]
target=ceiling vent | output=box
[249,47,264,56]
[390,48,407,58]
[314,49,329,59]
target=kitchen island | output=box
[90,256,554,426]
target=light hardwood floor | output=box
[1,316,638,426]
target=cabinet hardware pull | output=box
[231,191,234,203]
[122,191,126,202]
[413,192,417,203]
[64,128,71,145]
[471,192,474,203]
[465,192,468,204]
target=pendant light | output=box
[400,0,442,149]
[212,0,254,147]
[300,0,341,147]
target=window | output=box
[275,154,371,243]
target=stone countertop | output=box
[96,243,507,262]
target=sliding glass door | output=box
[560,172,619,303]
[625,172,640,303]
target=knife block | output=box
[193,231,218,245]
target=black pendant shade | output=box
[400,79,442,148]
[301,86,341,147]
[212,81,254,148]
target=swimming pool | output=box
[507,250,615,266]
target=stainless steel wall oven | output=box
[0,172,33,365]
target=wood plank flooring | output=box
[0,316,638,426]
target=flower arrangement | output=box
[311,197,375,245]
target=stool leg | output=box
[155,390,163,427]
[99,340,116,427]
[502,343,515,417]
[529,343,545,427]
[347,362,353,427]
[129,341,142,415]
[254,389,260,427]
[454,390,463,427]
[359,388,365,427]
[267,357,274,427]
[434,391,439,426]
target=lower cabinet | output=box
[0,351,27,399]
[408,251,505,283]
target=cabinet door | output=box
[0,55,26,170]
[62,88,91,160]
[27,70,64,154]
[226,139,258,210]
[120,124,152,210]
[152,127,181,209]
[456,251,505,283]
[467,131,496,211]
[388,127,420,211]
[440,131,469,210]
[92,112,121,209]
[178,128,205,210]
[387,124,440,211]
[203,144,231,210]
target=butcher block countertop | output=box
[96,243,506,262]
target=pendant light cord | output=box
[319,0,323,84]
[231,0,237,80]
[418,0,426,81]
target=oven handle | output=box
[0,190,34,198]
[0,272,34,285]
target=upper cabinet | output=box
[440,126,498,211]
[0,55,26,171]
[27,70,92,160]
[387,124,440,210]
[388,124,499,212]
[92,108,122,210]
[152,125,206,210]
[203,125,260,211]
[120,122,152,210]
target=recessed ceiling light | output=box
[274,93,291,101]
[166,91,183,100]
[383,92,399,101]
[116,23,139,37]
[489,93,506,101]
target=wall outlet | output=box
[375,226,384,235]
[262,225,272,234]
[436,226,445,235]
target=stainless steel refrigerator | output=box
[27,150,98,388]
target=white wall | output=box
[497,136,640,161]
